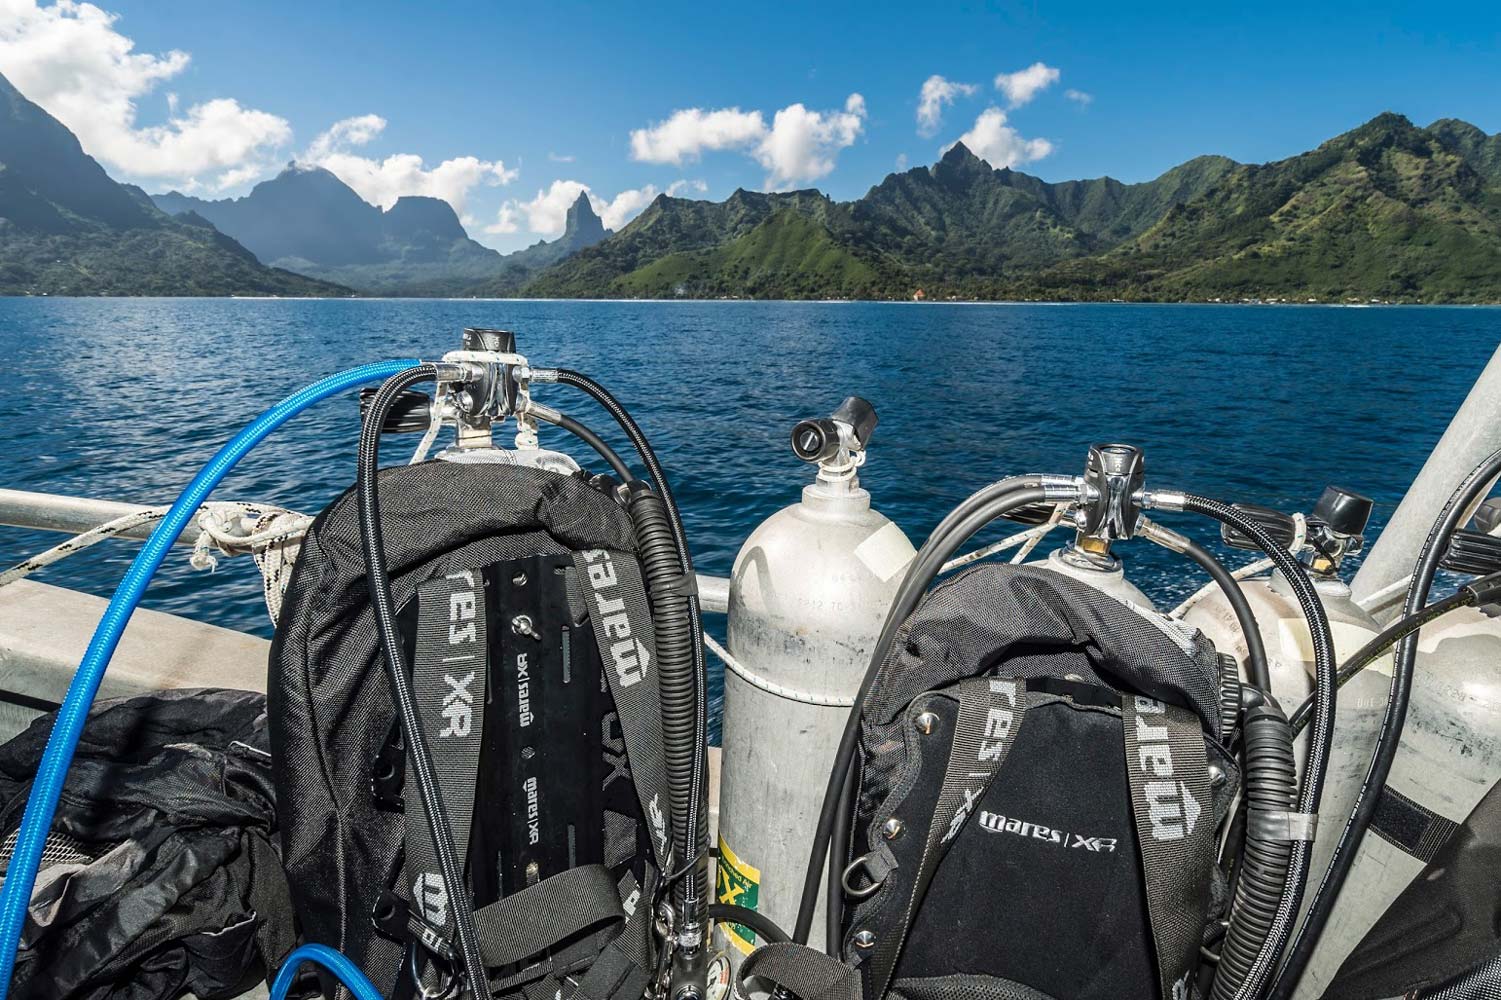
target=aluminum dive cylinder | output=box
[714,398,915,970]
[1180,495,1501,997]
[1028,543,1157,610]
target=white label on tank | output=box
[854,522,914,583]
[1277,619,1388,670]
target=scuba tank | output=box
[734,443,1345,1000]
[715,398,914,967]
[1184,485,1501,998]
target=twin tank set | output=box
[713,394,1501,1000]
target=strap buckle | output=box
[407,943,462,1000]
[840,854,884,900]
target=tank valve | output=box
[1072,443,1146,556]
[790,396,878,489]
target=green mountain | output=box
[0,71,343,297]
[522,114,1501,303]
[155,175,610,296]
[1027,113,1501,302]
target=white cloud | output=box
[667,178,708,197]
[303,114,518,213]
[548,152,575,163]
[1065,88,1093,106]
[753,93,866,189]
[948,108,1053,169]
[0,0,290,188]
[993,62,1061,108]
[916,75,977,136]
[629,107,767,165]
[896,153,909,170]
[629,95,865,187]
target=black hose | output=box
[1180,495,1338,1000]
[358,366,489,998]
[1286,589,1476,737]
[1268,448,1501,999]
[543,370,710,974]
[1181,537,1272,691]
[709,904,791,945]
[1212,696,1298,999]
[622,481,698,902]
[789,479,1049,950]
[547,411,635,482]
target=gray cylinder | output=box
[1028,544,1157,611]
[715,476,914,965]
[1182,573,1501,997]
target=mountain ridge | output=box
[154,173,612,295]
[525,113,1501,303]
[0,70,344,297]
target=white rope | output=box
[1170,513,1310,618]
[2,500,312,626]
[940,516,1065,575]
[702,631,855,708]
[0,506,171,587]
[1010,504,1068,564]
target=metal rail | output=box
[0,488,733,614]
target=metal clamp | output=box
[1247,809,1319,843]
[407,943,461,1000]
[840,854,885,900]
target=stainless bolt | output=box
[512,614,537,638]
[882,817,905,840]
[852,930,877,950]
[914,711,939,735]
[1209,764,1227,788]
[512,571,528,586]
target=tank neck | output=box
[802,480,872,516]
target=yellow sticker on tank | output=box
[716,836,762,954]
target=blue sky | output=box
[3,0,1498,251]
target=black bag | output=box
[0,688,294,1000]
[742,564,1237,1000]
[270,461,672,1000]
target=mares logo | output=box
[523,776,540,845]
[1132,696,1202,842]
[437,570,479,739]
[412,871,449,927]
[648,793,669,861]
[515,652,533,728]
[581,550,650,688]
[943,678,1020,844]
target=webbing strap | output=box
[571,549,672,869]
[569,549,671,1000]
[1121,695,1213,1000]
[738,942,863,1000]
[867,677,1027,1000]
[473,864,625,967]
[402,570,487,944]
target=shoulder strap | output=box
[401,570,488,942]
[738,943,863,1000]
[1121,694,1214,1000]
[865,676,1028,1000]
[568,548,673,1000]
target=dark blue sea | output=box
[2,298,1498,729]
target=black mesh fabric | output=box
[846,562,1235,1000]
[0,688,291,1000]
[1423,951,1501,1000]
[888,974,1059,1000]
[269,461,646,994]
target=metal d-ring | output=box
[841,854,884,900]
[408,943,462,1000]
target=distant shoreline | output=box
[4,295,1500,307]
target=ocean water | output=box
[2,298,1498,730]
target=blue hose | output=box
[0,359,419,996]
[270,943,385,1000]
